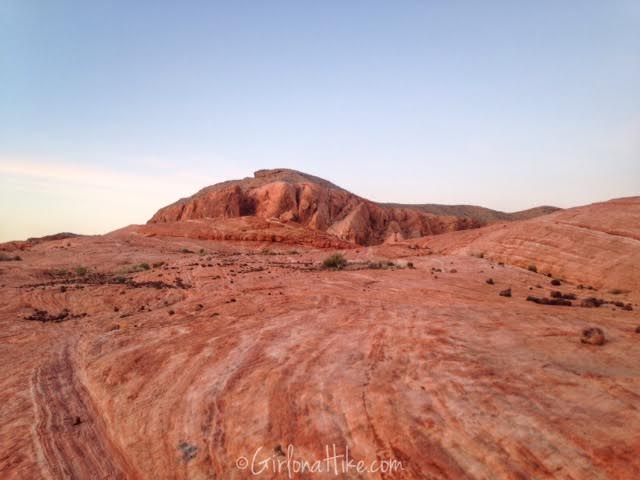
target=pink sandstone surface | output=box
[0,172,638,479]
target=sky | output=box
[1,1,639,241]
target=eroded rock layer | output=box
[148,169,558,245]
[1,226,639,479]
[417,197,640,292]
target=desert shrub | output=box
[181,248,194,254]
[323,253,347,269]
[0,253,22,261]
[178,441,198,462]
[526,295,571,306]
[407,262,414,269]
[24,308,86,322]
[152,261,165,268]
[486,278,495,285]
[527,265,538,273]
[548,298,572,306]
[612,302,633,311]
[499,288,512,297]
[550,291,576,300]
[120,263,152,273]
[581,297,604,308]
[367,260,404,270]
[75,266,88,276]
[550,279,562,286]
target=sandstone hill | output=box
[416,196,640,292]
[148,168,559,245]
[0,232,83,252]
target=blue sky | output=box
[1,1,639,241]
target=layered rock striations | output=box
[149,169,557,245]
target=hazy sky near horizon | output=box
[1,1,639,241]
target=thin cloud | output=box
[0,158,207,193]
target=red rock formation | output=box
[148,169,556,245]
[0,232,83,252]
[415,196,640,292]
[137,216,354,249]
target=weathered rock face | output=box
[416,196,640,292]
[148,169,552,245]
[138,216,354,249]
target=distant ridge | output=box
[381,203,560,223]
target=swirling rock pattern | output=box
[1,186,638,479]
[416,197,640,292]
